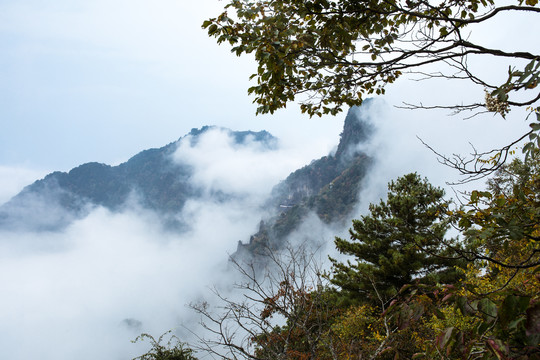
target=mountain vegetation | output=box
[171,1,540,359]
[139,155,540,358]
[4,1,539,357]
[0,127,277,231]
[191,156,540,360]
[0,105,374,260]
[330,173,463,303]
[236,105,373,256]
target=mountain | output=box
[236,105,373,256]
[0,105,372,240]
[0,126,277,231]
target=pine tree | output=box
[330,173,458,304]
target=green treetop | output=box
[330,173,459,304]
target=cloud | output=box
[0,198,261,359]
[1,90,532,358]
[0,82,533,360]
[173,127,329,200]
[349,93,531,218]
[0,166,48,205]
[0,2,538,358]
[0,125,343,359]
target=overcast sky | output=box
[1,0,538,195]
[0,0,345,180]
[0,2,538,359]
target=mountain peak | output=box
[334,103,373,160]
[0,126,279,231]
[236,105,374,257]
[186,126,278,149]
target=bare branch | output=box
[418,130,533,184]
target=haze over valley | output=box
[0,105,377,359]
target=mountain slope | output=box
[0,106,372,240]
[237,105,373,256]
[0,127,277,231]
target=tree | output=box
[191,243,337,360]
[330,173,460,303]
[187,165,539,359]
[449,153,540,271]
[385,155,540,359]
[191,242,403,360]
[203,0,539,117]
[203,0,540,181]
[132,331,198,360]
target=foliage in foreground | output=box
[132,331,198,360]
[203,0,539,118]
[178,1,540,358]
[191,153,539,360]
[331,173,462,304]
[204,0,540,185]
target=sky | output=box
[0,0,345,191]
[0,0,538,197]
[0,1,538,359]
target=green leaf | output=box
[508,318,524,330]
[529,122,540,131]
[523,142,534,154]
[437,327,454,349]
[456,296,471,315]
[479,191,492,199]
[439,27,448,37]
[476,321,491,335]
[525,59,535,73]
[208,24,218,34]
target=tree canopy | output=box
[204,0,540,179]
[330,173,460,303]
[189,162,539,359]
[387,155,540,359]
[155,3,540,358]
[203,0,539,117]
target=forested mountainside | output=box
[237,105,373,256]
[0,127,277,231]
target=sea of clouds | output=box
[0,126,344,359]
[0,99,532,359]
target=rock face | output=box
[0,126,277,231]
[237,105,373,256]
